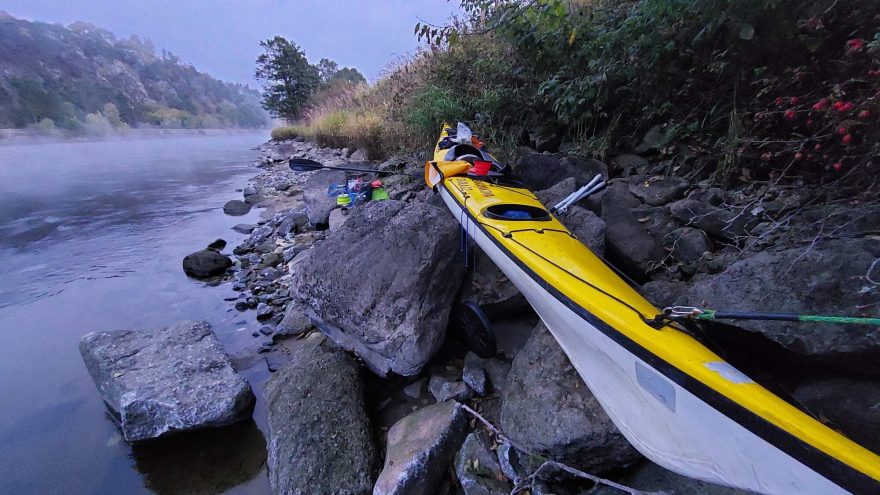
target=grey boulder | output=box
[687,237,880,365]
[501,321,641,472]
[628,176,689,206]
[600,183,664,277]
[561,206,606,256]
[79,321,255,442]
[455,433,511,495]
[274,299,314,339]
[373,401,469,495]
[793,378,880,454]
[182,249,232,278]
[223,199,251,216]
[669,198,750,241]
[457,250,529,318]
[264,336,377,494]
[291,200,464,376]
[303,169,347,225]
[429,375,472,403]
[514,153,608,191]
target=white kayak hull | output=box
[440,186,848,495]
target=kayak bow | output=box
[426,123,880,494]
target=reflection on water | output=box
[134,421,267,495]
[0,133,272,494]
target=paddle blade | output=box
[288,158,323,172]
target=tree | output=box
[317,58,339,82]
[317,57,366,86]
[328,67,366,86]
[255,36,320,120]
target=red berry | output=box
[847,38,866,51]
[794,152,804,161]
[790,96,799,105]
[775,97,785,106]
[814,143,822,151]
[832,162,843,172]
[837,126,848,135]
[806,119,814,126]
[834,101,846,111]
[842,134,853,144]
[761,152,772,162]
[784,109,796,120]
[813,98,830,111]
[859,110,872,119]
[843,102,854,112]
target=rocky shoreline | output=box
[81,134,878,494]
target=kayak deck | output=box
[435,164,880,491]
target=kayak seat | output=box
[484,204,550,221]
[445,144,486,161]
[444,144,507,171]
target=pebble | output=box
[259,326,274,336]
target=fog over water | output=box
[0,133,274,494]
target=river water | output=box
[0,134,273,494]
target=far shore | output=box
[0,127,271,146]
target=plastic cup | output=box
[473,160,491,176]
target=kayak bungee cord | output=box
[449,178,677,330]
[664,306,880,326]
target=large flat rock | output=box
[79,320,255,442]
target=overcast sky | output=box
[1,0,460,87]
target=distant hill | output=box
[0,11,267,130]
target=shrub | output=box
[270,126,304,140]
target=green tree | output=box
[317,57,366,86]
[317,58,339,82]
[328,67,366,86]
[255,36,320,120]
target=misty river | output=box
[0,133,273,494]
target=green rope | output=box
[667,306,880,326]
[798,315,880,325]
[695,309,716,320]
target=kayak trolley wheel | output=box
[453,301,497,358]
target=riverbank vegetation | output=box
[0,12,267,132]
[274,0,880,186]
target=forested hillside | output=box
[0,11,267,130]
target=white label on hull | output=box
[635,361,677,412]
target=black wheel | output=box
[453,301,496,358]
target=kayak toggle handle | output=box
[663,306,705,318]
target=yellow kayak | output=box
[425,124,880,494]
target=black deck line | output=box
[441,183,878,494]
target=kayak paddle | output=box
[288,158,401,175]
